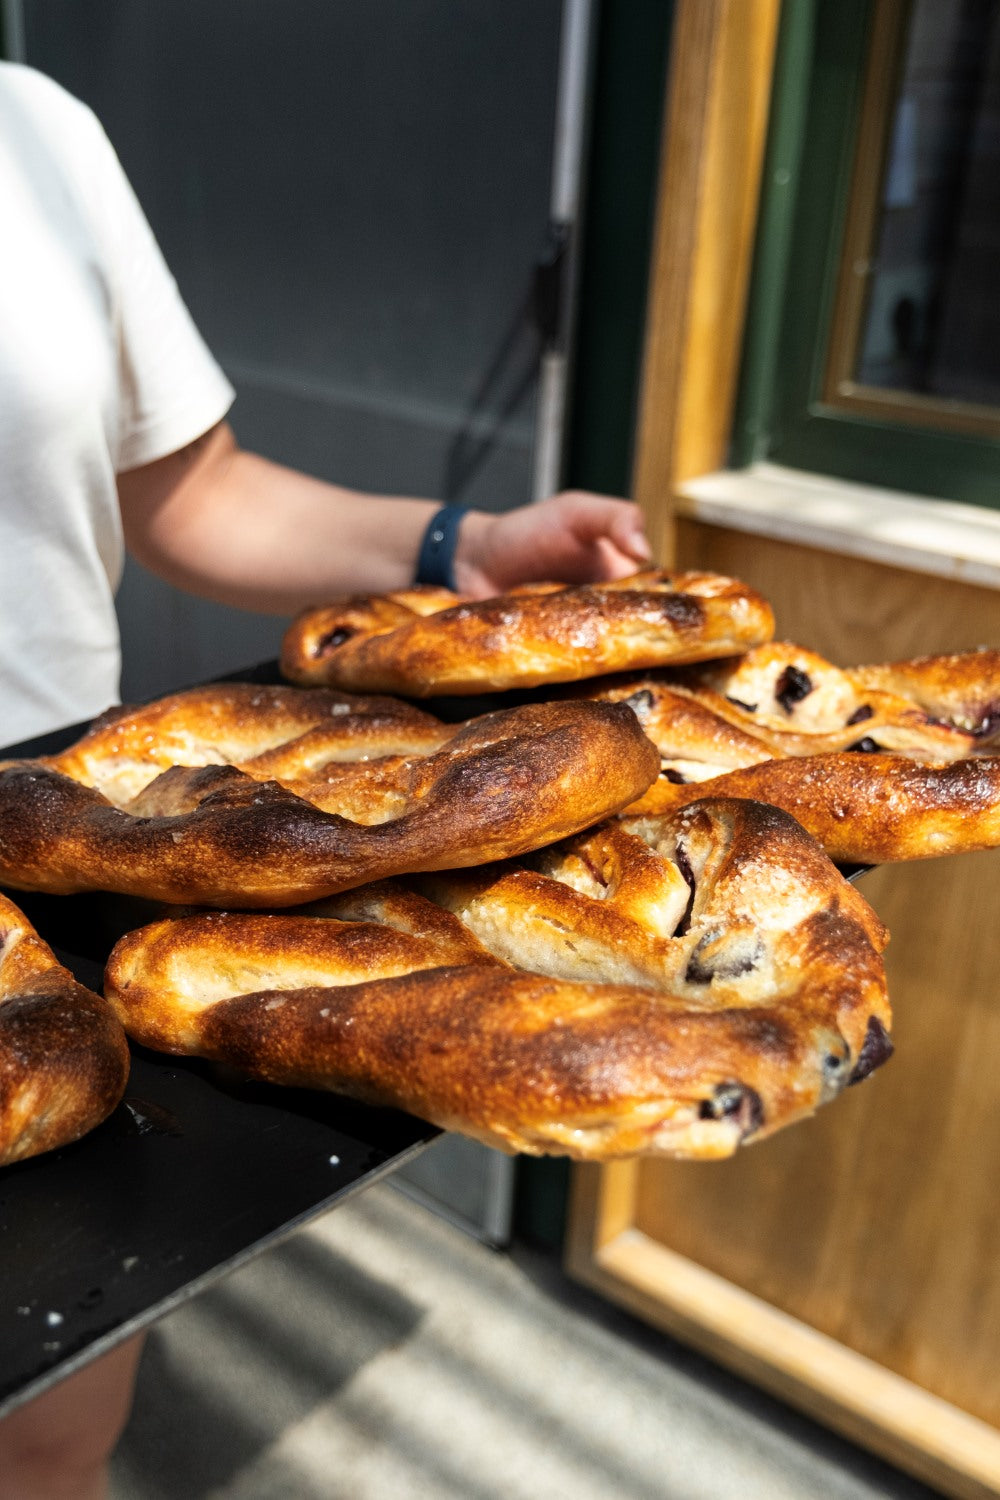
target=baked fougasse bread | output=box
[0,891,129,1166]
[575,643,1000,863]
[674,641,1000,758]
[104,798,891,1162]
[279,570,776,695]
[0,683,659,907]
[620,754,1000,865]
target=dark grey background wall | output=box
[20,0,565,696]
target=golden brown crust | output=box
[572,644,1000,862]
[280,571,776,695]
[0,891,130,1166]
[45,682,454,803]
[0,686,659,907]
[621,754,1000,864]
[569,678,779,774]
[105,801,891,1161]
[674,642,994,758]
[850,648,1000,736]
[588,642,991,764]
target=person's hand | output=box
[452,491,653,598]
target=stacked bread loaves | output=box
[9,565,961,1160]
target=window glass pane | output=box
[855,0,1000,407]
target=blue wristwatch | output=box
[414,503,467,589]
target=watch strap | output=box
[414,503,467,589]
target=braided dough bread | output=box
[850,647,1000,736]
[104,799,891,1161]
[577,644,1000,862]
[620,754,1000,865]
[0,891,129,1166]
[674,642,1000,758]
[280,571,776,695]
[0,684,658,907]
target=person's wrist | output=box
[448,509,493,596]
[414,503,468,589]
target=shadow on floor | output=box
[111,1183,947,1500]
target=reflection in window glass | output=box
[856,0,1000,407]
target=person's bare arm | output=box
[117,421,652,611]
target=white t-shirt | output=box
[0,63,235,745]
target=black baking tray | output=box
[0,663,441,1418]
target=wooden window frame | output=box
[823,0,1000,441]
[733,0,1000,507]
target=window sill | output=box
[674,462,1000,591]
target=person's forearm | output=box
[164,448,443,611]
[119,420,651,613]
[120,425,452,613]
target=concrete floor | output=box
[109,1180,944,1500]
